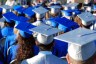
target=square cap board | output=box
[23,7,35,17]
[30,24,63,36]
[55,27,96,46]
[32,6,48,15]
[3,12,17,22]
[15,7,25,13]
[77,12,96,25]
[15,22,36,34]
[54,17,78,28]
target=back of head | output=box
[15,31,35,64]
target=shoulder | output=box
[21,55,44,64]
[46,55,67,64]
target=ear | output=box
[66,53,71,64]
[35,40,39,45]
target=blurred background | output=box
[0,0,84,5]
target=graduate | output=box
[7,22,39,64]
[21,24,67,64]
[74,12,96,29]
[1,12,15,37]
[23,7,36,23]
[32,6,48,26]
[46,5,61,28]
[3,15,32,64]
[55,27,96,64]
[2,12,16,64]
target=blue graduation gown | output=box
[0,45,4,64]
[52,39,68,57]
[4,34,17,63]
[1,27,14,37]
[0,29,3,39]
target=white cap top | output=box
[30,24,62,36]
[55,27,96,61]
[77,12,96,26]
[32,6,48,18]
[49,5,61,14]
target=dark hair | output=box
[77,3,83,9]
[4,20,15,27]
[13,33,36,64]
[36,40,54,51]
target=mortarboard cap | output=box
[30,24,62,37]
[15,6,25,14]
[32,6,48,19]
[55,27,96,61]
[54,17,79,31]
[0,5,12,13]
[3,12,17,23]
[13,5,22,11]
[49,5,61,14]
[15,22,36,35]
[13,16,29,26]
[77,12,96,26]
[30,24,62,45]
[23,7,35,17]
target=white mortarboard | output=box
[77,12,96,26]
[62,3,78,10]
[78,12,96,26]
[32,6,48,19]
[0,5,12,13]
[49,5,61,14]
[55,27,96,61]
[30,24,62,36]
[30,24,63,45]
